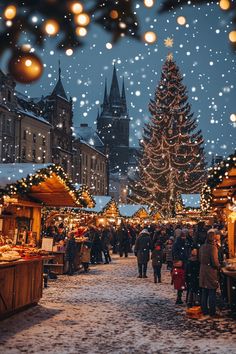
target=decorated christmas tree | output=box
[129,51,206,217]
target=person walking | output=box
[117,224,130,258]
[199,229,220,317]
[151,241,163,283]
[134,229,152,278]
[101,227,111,264]
[186,248,200,307]
[165,237,174,270]
[65,232,76,276]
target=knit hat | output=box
[140,229,149,235]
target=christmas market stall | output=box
[42,186,94,274]
[79,196,120,226]
[201,152,236,310]
[118,204,150,224]
[175,193,201,222]
[0,163,91,318]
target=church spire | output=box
[109,65,121,105]
[101,79,109,112]
[121,77,127,113]
[51,60,68,100]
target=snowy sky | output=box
[6,2,236,163]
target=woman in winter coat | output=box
[151,241,163,283]
[134,229,152,278]
[172,232,188,304]
[199,230,220,317]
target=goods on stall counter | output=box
[75,236,88,243]
[0,244,49,262]
[0,245,21,262]
[225,259,236,271]
[0,235,13,245]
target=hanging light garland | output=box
[0,164,95,208]
[201,152,236,211]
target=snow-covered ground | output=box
[0,255,236,354]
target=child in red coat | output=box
[172,264,186,304]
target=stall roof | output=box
[0,163,94,208]
[119,204,150,218]
[181,194,201,209]
[201,152,236,210]
[79,195,119,217]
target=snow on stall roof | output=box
[82,195,112,213]
[119,204,150,217]
[181,193,201,209]
[0,163,53,189]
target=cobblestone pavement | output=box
[0,255,236,354]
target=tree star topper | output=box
[164,37,174,48]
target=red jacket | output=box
[172,267,185,290]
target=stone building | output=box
[37,66,73,176]
[74,124,108,195]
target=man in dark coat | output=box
[65,232,76,275]
[134,229,152,278]
[199,230,220,317]
[117,224,130,257]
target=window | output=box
[42,153,45,163]
[32,149,36,162]
[42,137,46,146]
[22,147,26,161]
[8,90,11,102]
[33,133,36,144]
[23,130,27,140]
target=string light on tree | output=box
[76,27,87,37]
[230,113,236,122]
[144,31,157,44]
[4,5,16,20]
[177,16,186,26]
[65,48,74,56]
[229,31,236,43]
[219,0,231,10]
[75,13,90,26]
[70,1,83,14]
[144,0,155,8]
[44,19,60,36]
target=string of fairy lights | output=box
[1,0,235,83]
[0,164,94,208]
[201,152,236,212]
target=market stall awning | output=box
[201,152,236,210]
[0,163,94,208]
[79,196,120,217]
[118,204,150,219]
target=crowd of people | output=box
[45,220,230,318]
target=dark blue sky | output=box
[9,2,236,163]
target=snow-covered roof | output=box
[118,204,150,218]
[181,193,201,209]
[0,163,53,189]
[82,195,112,213]
[74,125,104,148]
[17,108,50,126]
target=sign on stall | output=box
[41,237,53,251]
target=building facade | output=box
[73,123,108,195]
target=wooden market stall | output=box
[175,193,202,223]
[78,196,120,226]
[118,204,150,224]
[0,163,93,318]
[201,152,236,310]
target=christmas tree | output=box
[129,52,206,217]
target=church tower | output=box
[97,66,130,173]
[39,62,73,176]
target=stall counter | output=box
[0,258,43,319]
